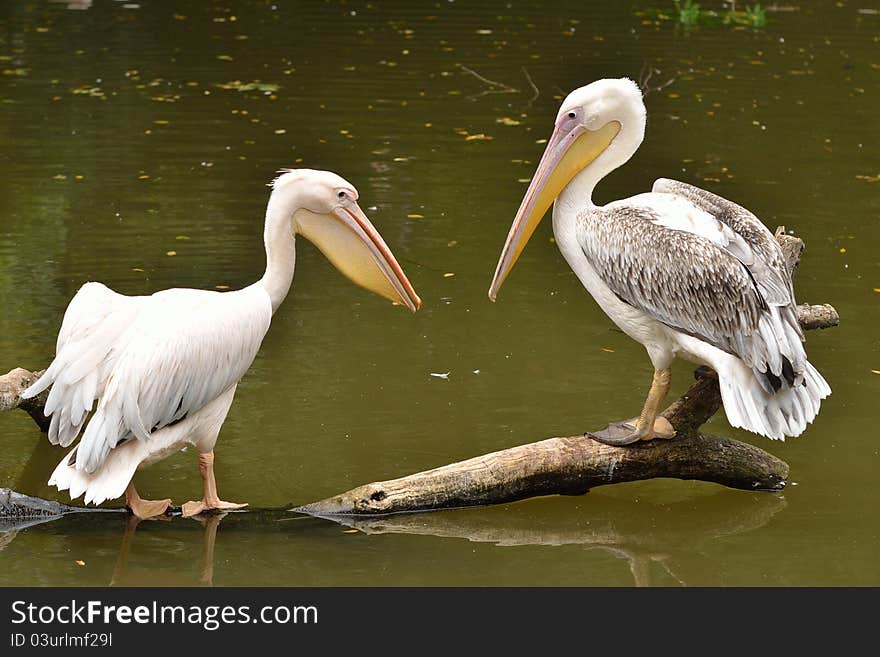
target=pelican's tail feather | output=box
[49,442,141,506]
[718,359,830,440]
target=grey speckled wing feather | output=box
[577,206,763,353]
[577,192,807,389]
[652,178,797,314]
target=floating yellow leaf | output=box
[132,268,144,272]
[465,133,493,141]
[216,80,280,92]
[872,370,880,375]
[406,213,424,219]
[496,117,521,126]
[476,29,493,34]
[342,529,358,534]
[839,247,846,254]
[443,272,455,278]
[216,54,234,61]
[274,129,286,135]
[71,85,105,98]
[215,284,230,290]
[601,348,615,353]
[166,251,177,256]
[75,560,85,566]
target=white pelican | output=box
[489,78,830,444]
[22,169,421,517]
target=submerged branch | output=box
[458,64,518,93]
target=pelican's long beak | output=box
[487,120,620,300]
[296,203,421,312]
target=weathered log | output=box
[0,487,121,532]
[796,303,839,331]
[774,227,804,276]
[296,433,788,516]
[0,368,49,432]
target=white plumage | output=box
[22,168,420,516]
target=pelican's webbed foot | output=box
[587,368,676,446]
[124,483,172,519]
[181,499,248,518]
[587,421,642,446]
[587,416,676,446]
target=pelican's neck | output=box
[555,116,646,219]
[257,193,297,314]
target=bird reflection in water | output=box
[110,512,226,587]
[317,491,788,587]
[0,490,786,587]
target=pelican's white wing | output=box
[24,284,272,473]
[23,282,142,448]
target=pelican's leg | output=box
[181,451,248,517]
[124,482,172,519]
[587,368,676,446]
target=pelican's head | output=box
[272,168,421,312]
[488,78,646,300]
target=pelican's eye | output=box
[567,111,576,119]
[337,190,347,200]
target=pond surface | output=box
[0,0,877,586]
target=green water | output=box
[0,0,877,586]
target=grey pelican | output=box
[489,78,830,444]
[22,169,421,517]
